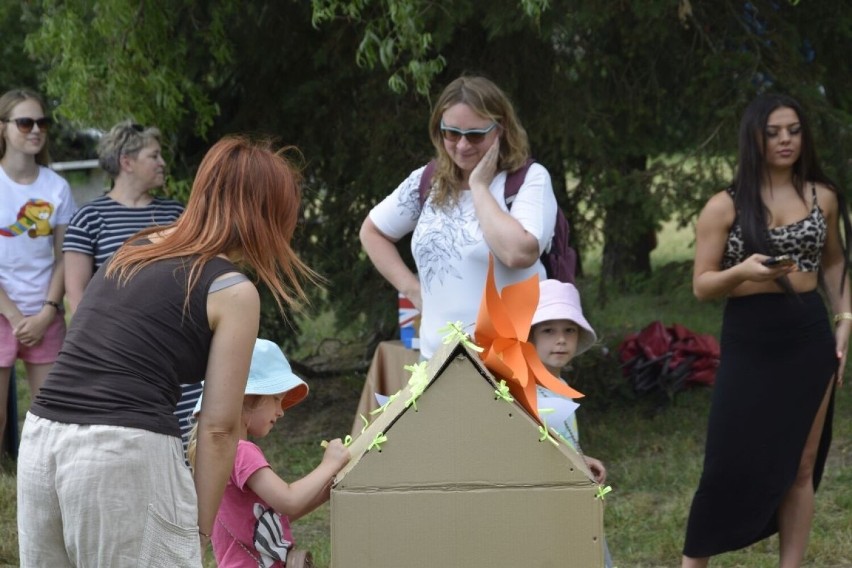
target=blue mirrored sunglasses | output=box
[440,121,498,144]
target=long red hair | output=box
[107,136,317,312]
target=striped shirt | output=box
[62,195,185,269]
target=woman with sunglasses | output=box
[360,75,557,359]
[18,136,317,566]
[0,89,76,451]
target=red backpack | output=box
[417,158,577,283]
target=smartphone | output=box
[762,254,795,267]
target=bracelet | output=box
[833,312,852,324]
[199,529,212,539]
[42,300,62,311]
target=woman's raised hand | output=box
[469,137,500,191]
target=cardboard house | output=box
[331,340,605,567]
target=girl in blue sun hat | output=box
[189,338,350,568]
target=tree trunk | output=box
[600,155,656,290]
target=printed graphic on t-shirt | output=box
[253,503,291,567]
[412,203,478,294]
[0,198,54,238]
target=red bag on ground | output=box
[619,321,719,396]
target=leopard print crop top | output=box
[720,184,826,272]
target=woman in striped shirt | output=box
[62,120,195,449]
[63,120,184,312]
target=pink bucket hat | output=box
[531,279,597,356]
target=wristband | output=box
[833,312,852,324]
[42,300,62,311]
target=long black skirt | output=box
[683,291,836,557]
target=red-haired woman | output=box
[17,137,317,567]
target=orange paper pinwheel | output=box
[475,256,583,422]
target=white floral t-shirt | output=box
[369,163,557,358]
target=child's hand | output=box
[584,455,607,485]
[321,438,351,473]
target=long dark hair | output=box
[732,93,851,290]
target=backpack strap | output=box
[417,160,438,208]
[502,158,535,209]
[418,157,535,209]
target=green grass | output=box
[4,222,852,567]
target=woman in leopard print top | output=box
[682,94,852,567]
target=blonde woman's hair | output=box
[426,75,530,209]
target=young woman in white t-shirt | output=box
[360,75,557,359]
[0,89,76,449]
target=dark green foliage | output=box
[18,0,852,352]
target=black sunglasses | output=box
[3,117,52,134]
[440,120,498,144]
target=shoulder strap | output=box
[503,158,535,209]
[417,160,437,207]
[419,157,535,209]
[209,273,249,293]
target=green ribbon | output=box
[438,321,484,352]
[494,380,514,402]
[368,432,388,451]
[595,485,613,500]
[404,361,430,409]
[370,391,400,415]
[359,413,370,434]
[538,420,559,447]
[321,435,353,449]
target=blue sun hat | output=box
[193,338,309,415]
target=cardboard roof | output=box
[331,339,605,567]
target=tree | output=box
[308,0,852,288]
[21,0,852,350]
[24,0,234,157]
[0,4,39,93]
[23,0,432,350]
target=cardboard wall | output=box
[332,345,605,567]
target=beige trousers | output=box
[17,413,202,567]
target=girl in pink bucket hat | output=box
[531,279,598,367]
[531,280,612,567]
[189,339,350,567]
[530,280,606,466]
[531,279,604,480]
